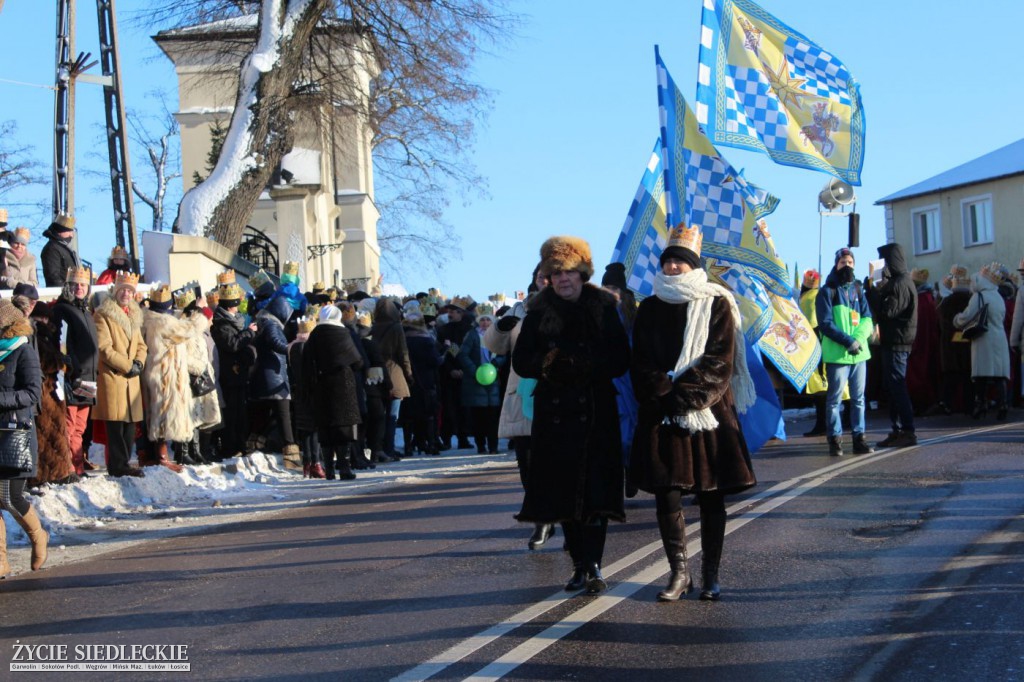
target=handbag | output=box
[959,295,988,341]
[189,370,217,397]
[0,422,34,472]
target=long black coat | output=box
[406,327,442,420]
[628,295,755,495]
[512,284,630,524]
[40,228,81,287]
[869,243,918,351]
[211,306,255,390]
[0,319,42,480]
[51,295,98,407]
[301,323,363,432]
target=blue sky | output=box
[2,1,1023,298]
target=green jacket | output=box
[816,271,873,365]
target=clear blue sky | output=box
[2,1,1023,298]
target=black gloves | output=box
[125,360,143,378]
[847,340,862,355]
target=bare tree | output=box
[127,96,183,232]
[0,120,46,199]
[137,0,516,263]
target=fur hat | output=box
[0,298,26,331]
[539,235,594,281]
[910,268,929,285]
[802,269,820,289]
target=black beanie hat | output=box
[601,262,628,290]
[660,245,702,270]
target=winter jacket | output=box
[301,323,363,432]
[184,312,220,432]
[816,268,874,365]
[457,328,505,408]
[287,339,316,434]
[484,300,532,439]
[141,309,198,442]
[511,284,630,524]
[3,250,38,289]
[868,243,918,351]
[40,227,80,287]
[251,296,293,400]
[405,327,442,420]
[937,289,972,374]
[0,318,41,480]
[92,297,147,422]
[954,276,1010,379]
[371,299,412,399]
[211,306,255,390]
[628,294,756,496]
[30,317,73,484]
[52,295,99,407]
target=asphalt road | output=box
[2,413,1023,681]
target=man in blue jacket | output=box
[816,248,876,457]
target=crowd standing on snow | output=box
[0,207,1020,595]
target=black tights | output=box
[561,518,608,567]
[654,488,725,517]
[0,479,29,516]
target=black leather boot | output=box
[528,523,554,550]
[656,510,693,601]
[350,443,375,470]
[700,507,726,601]
[565,563,587,591]
[584,563,606,594]
[827,436,844,457]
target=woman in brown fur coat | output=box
[27,302,76,485]
[629,225,757,603]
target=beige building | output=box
[876,138,1024,282]
[153,15,381,292]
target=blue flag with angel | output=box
[655,46,819,391]
[695,0,865,184]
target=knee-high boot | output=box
[581,519,608,594]
[561,521,586,591]
[0,517,9,577]
[14,507,48,571]
[699,507,726,601]
[333,444,356,481]
[656,510,693,601]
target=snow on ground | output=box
[2,446,515,577]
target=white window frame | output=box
[910,204,941,255]
[961,194,994,247]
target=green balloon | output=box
[476,363,498,386]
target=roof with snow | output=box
[155,13,351,40]
[876,138,1024,205]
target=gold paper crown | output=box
[52,213,75,230]
[206,288,221,303]
[910,268,929,284]
[949,264,968,279]
[327,288,338,301]
[306,304,322,321]
[428,287,442,298]
[149,284,172,303]
[311,281,326,293]
[0,208,7,224]
[666,222,702,257]
[217,269,236,286]
[66,266,92,286]
[174,286,197,309]
[421,301,437,317]
[981,262,1007,285]
[282,261,299,277]
[219,283,243,301]
[297,316,317,334]
[109,245,129,260]
[449,295,474,311]
[249,269,271,291]
[476,302,495,318]
[114,270,139,288]
[12,227,30,244]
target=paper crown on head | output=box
[420,301,437,318]
[981,262,1007,285]
[149,284,172,304]
[109,245,129,261]
[114,270,139,289]
[667,223,702,257]
[802,269,820,288]
[282,261,299,277]
[249,269,272,292]
[66,266,92,286]
[51,213,75,231]
[476,302,495,318]
[217,269,236,286]
[173,285,197,310]
[206,288,221,303]
[0,208,7,224]
[428,287,442,299]
[449,294,474,311]
[949,264,970,288]
[910,268,929,285]
[297,316,317,334]
[219,282,243,301]
[11,227,30,245]
[311,281,326,293]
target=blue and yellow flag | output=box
[696,0,865,185]
[654,47,819,391]
[610,143,669,298]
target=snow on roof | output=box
[876,137,1024,204]
[156,14,259,38]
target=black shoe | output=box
[827,436,844,457]
[565,564,587,592]
[528,524,554,550]
[892,431,918,447]
[457,439,472,450]
[373,451,395,463]
[584,564,607,594]
[877,431,902,447]
[852,434,875,455]
[336,468,357,481]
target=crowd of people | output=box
[1,208,1019,599]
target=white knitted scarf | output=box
[652,268,757,432]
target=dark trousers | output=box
[562,518,608,567]
[881,348,915,433]
[471,406,500,453]
[219,385,248,456]
[106,420,136,473]
[253,399,295,446]
[364,395,386,453]
[513,436,532,489]
[297,430,322,466]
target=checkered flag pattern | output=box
[683,148,746,247]
[725,66,789,151]
[720,263,772,311]
[784,38,851,105]
[625,231,665,297]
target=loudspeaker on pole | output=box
[848,212,860,248]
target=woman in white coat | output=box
[954,263,1010,420]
